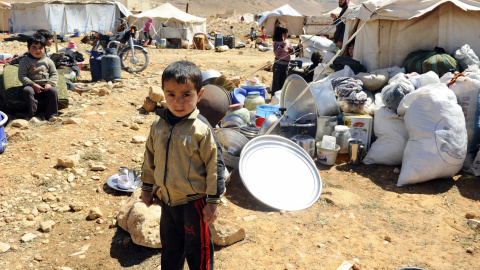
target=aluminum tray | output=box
[239,135,322,211]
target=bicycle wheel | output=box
[119,46,149,73]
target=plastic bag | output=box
[397,83,467,186]
[363,106,408,165]
[300,35,337,52]
[381,76,415,114]
[453,44,480,70]
[419,71,440,87]
[355,69,389,92]
[328,65,355,79]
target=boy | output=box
[141,60,226,270]
[18,35,59,121]
[250,27,255,41]
[6,29,53,66]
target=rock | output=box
[89,207,103,220]
[64,118,82,124]
[466,212,476,219]
[57,154,80,168]
[243,215,257,222]
[393,168,400,174]
[131,136,147,144]
[37,203,51,213]
[321,188,362,208]
[131,123,140,130]
[98,88,111,96]
[7,130,27,140]
[40,220,56,232]
[117,190,142,230]
[34,254,43,261]
[0,242,10,253]
[210,218,245,246]
[159,100,167,108]
[90,164,106,171]
[467,219,480,230]
[42,193,56,202]
[148,86,165,102]
[21,233,37,242]
[143,97,157,112]
[11,119,29,129]
[58,205,71,213]
[69,201,84,212]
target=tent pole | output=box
[54,31,58,52]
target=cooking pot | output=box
[290,134,316,158]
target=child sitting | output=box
[141,60,226,270]
[18,35,59,121]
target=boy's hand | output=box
[141,191,154,207]
[32,83,43,93]
[203,203,218,223]
[44,84,52,91]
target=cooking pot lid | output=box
[239,135,322,211]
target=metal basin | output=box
[215,129,249,168]
[280,74,317,120]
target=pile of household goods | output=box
[210,42,480,189]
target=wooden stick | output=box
[53,31,58,52]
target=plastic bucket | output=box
[316,141,340,165]
[256,105,280,118]
[241,84,267,99]
[231,87,247,105]
[156,38,166,48]
[74,29,80,37]
[0,111,8,154]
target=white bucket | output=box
[316,141,340,165]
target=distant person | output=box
[331,0,350,48]
[143,17,154,45]
[18,35,58,121]
[241,15,245,23]
[250,27,255,41]
[271,25,293,97]
[141,60,225,270]
[261,26,266,42]
[229,25,234,36]
[348,42,355,58]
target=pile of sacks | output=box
[142,85,166,112]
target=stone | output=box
[57,154,80,168]
[58,205,71,213]
[131,123,140,131]
[210,218,245,246]
[7,130,27,140]
[148,86,165,102]
[393,167,400,174]
[0,242,10,253]
[21,233,37,242]
[64,118,82,125]
[42,193,56,202]
[467,219,480,230]
[34,254,43,261]
[11,119,29,129]
[69,201,84,212]
[159,100,167,108]
[243,215,257,222]
[466,212,476,219]
[321,188,362,208]
[37,203,51,213]
[143,97,157,112]
[89,207,103,220]
[40,220,56,232]
[90,164,107,171]
[98,88,111,96]
[131,136,147,144]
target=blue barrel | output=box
[101,48,121,82]
[90,51,103,82]
[214,33,223,48]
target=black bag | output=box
[330,56,367,74]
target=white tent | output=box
[9,0,132,35]
[0,1,10,32]
[257,4,304,36]
[345,0,480,71]
[128,3,206,45]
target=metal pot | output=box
[290,134,316,158]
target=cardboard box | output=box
[343,113,373,151]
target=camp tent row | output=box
[9,0,132,35]
[345,0,480,71]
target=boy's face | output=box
[45,37,53,47]
[29,43,45,58]
[163,78,204,118]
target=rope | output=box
[264,7,377,136]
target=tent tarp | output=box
[0,1,10,32]
[258,4,304,36]
[346,0,480,71]
[128,3,206,45]
[9,1,131,35]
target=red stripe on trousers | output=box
[194,200,209,270]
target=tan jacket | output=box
[142,108,226,206]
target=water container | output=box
[73,29,80,37]
[224,36,235,49]
[0,111,8,154]
[101,48,121,82]
[214,33,223,48]
[231,87,247,105]
[241,84,267,99]
[90,51,103,82]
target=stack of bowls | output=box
[240,124,260,140]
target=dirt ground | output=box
[0,21,480,270]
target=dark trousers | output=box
[144,32,153,45]
[22,85,58,119]
[271,62,289,97]
[160,198,214,270]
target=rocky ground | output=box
[0,19,480,270]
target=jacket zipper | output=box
[163,124,174,205]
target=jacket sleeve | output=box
[141,118,158,189]
[18,59,34,86]
[200,127,226,204]
[46,59,58,87]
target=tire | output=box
[119,46,149,73]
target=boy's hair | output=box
[162,61,203,93]
[273,25,288,42]
[35,29,54,40]
[27,35,46,49]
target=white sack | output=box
[397,83,467,186]
[355,69,389,92]
[300,35,337,52]
[454,44,480,70]
[327,65,355,79]
[444,76,480,172]
[419,71,440,87]
[386,66,405,80]
[381,76,415,114]
[363,106,408,166]
[322,50,335,64]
